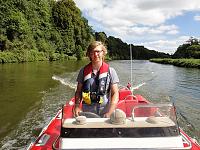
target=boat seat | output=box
[118,88,132,101]
[117,95,138,117]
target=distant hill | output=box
[95,32,170,60]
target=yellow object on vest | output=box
[99,96,103,104]
[82,92,91,105]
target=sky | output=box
[74,0,200,54]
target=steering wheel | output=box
[79,112,101,118]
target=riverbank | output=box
[150,58,200,69]
[0,50,79,63]
[0,50,113,64]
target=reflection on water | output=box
[0,60,199,149]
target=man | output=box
[73,41,119,118]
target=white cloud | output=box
[138,36,191,54]
[194,15,200,21]
[109,24,179,43]
[140,40,178,54]
[74,0,105,11]
[74,0,200,53]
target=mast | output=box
[130,44,133,86]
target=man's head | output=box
[86,41,107,61]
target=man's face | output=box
[90,45,104,62]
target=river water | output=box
[0,60,199,149]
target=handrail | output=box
[52,136,60,150]
[180,132,192,150]
[124,94,137,101]
[133,103,173,108]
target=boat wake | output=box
[52,75,76,90]
[131,82,146,91]
[0,82,75,149]
[178,111,197,135]
[52,74,147,92]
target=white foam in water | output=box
[52,75,76,89]
[1,140,17,149]
[131,82,146,91]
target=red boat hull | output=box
[28,88,200,150]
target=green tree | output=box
[75,45,83,60]
[187,45,200,59]
[173,37,200,59]
[95,32,107,44]
[52,0,93,55]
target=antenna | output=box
[130,44,133,86]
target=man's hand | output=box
[103,112,112,118]
[73,106,82,117]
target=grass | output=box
[150,58,200,69]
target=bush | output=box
[0,51,18,63]
[0,50,50,63]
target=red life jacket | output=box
[83,62,109,97]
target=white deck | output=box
[60,136,184,149]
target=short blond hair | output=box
[86,41,107,60]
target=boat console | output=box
[59,103,191,149]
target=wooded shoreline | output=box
[1,0,199,65]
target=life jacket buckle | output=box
[90,92,98,102]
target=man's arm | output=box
[73,82,83,117]
[104,83,119,117]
